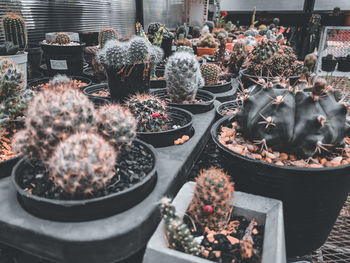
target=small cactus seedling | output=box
[97,104,137,150]
[165,51,204,103]
[126,94,168,132]
[161,198,201,256]
[187,167,234,231]
[48,132,117,195]
[98,27,118,49]
[0,58,23,101]
[55,32,70,45]
[200,63,221,85]
[2,13,27,50]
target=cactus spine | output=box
[98,28,118,49]
[2,13,27,50]
[200,63,220,85]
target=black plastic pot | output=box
[27,44,43,71]
[239,69,300,88]
[83,83,110,102]
[41,42,86,76]
[28,71,44,81]
[201,80,232,93]
[216,99,241,118]
[137,107,193,148]
[151,89,216,114]
[28,76,92,91]
[321,57,337,72]
[150,78,166,89]
[106,63,150,103]
[0,157,20,179]
[161,37,173,58]
[337,57,350,72]
[211,116,350,256]
[12,139,157,222]
[83,67,101,83]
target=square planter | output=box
[144,182,286,263]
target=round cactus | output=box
[165,51,204,103]
[126,94,168,132]
[48,132,117,195]
[129,36,150,64]
[237,78,350,157]
[200,63,221,85]
[96,104,137,149]
[304,53,318,73]
[0,58,23,101]
[192,26,201,38]
[55,32,70,45]
[176,46,194,54]
[2,13,27,50]
[98,27,118,49]
[97,40,129,70]
[187,167,234,231]
[147,22,161,36]
[13,86,96,161]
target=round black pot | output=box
[28,76,92,91]
[150,78,166,89]
[239,69,300,88]
[83,67,101,83]
[12,139,157,222]
[201,80,232,93]
[137,107,193,147]
[211,116,350,256]
[0,156,20,179]
[321,57,337,72]
[106,63,150,103]
[337,57,350,72]
[27,44,43,71]
[83,83,110,105]
[216,99,241,118]
[41,42,86,76]
[151,89,216,114]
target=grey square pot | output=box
[144,182,286,263]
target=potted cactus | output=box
[0,58,34,178]
[11,78,157,221]
[41,32,86,76]
[226,40,248,76]
[144,168,286,263]
[321,54,337,72]
[192,26,201,39]
[212,32,228,66]
[211,77,350,256]
[97,36,163,102]
[125,94,193,147]
[197,34,218,56]
[1,13,28,87]
[337,54,350,72]
[200,63,232,93]
[147,22,174,58]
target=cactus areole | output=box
[236,78,350,158]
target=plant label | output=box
[50,60,68,70]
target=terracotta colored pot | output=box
[197,47,217,56]
[345,12,350,26]
[213,27,225,32]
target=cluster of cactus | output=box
[98,27,118,49]
[165,51,204,103]
[161,198,201,256]
[0,41,19,56]
[126,94,168,132]
[187,167,234,231]
[2,13,27,50]
[227,40,248,74]
[48,132,117,195]
[197,34,217,48]
[54,32,70,45]
[13,76,138,196]
[200,63,221,85]
[192,26,201,38]
[236,77,350,157]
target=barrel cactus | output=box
[98,27,118,49]
[55,32,70,45]
[129,36,151,64]
[304,53,318,74]
[192,26,201,38]
[200,63,220,85]
[0,58,23,100]
[161,198,201,256]
[236,78,350,157]
[96,104,137,150]
[97,40,129,70]
[165,51,204,103]
[1,13,27,50]
[126,94,168,132]
[187,167,234,231]
[48,132,117,196]
[197,34,217,48]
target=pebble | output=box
[275,161,284,166]
[227,235,239,245]
[330,156,342,165]
[309,163,323,168]
[280,153,288,160]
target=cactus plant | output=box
[187,167,234,231]
[98,27,118,49]
[225,21,233,32]
[176,25,187,39]
[48,132,117,195]
[2,13,27,50]
[153,25,166,46]
[161,198,201,256]
[0,89,34,120]
[236,78,350,158]
[197,34,217,48]
[304,53,317,73]
[251,6,258,28]
[55,32,70,45]
[176,46,194,54]
[213,32,227,65]
[148,22,161,36]
[13,86,96,161]
[227,40,248,74]
[97,40,129,70]
[0,41,19,56]
[149,45,164,79]
[0,58,23,100]
[192,26,201,38]
[129,36,151,64]
[126,94,168,132]
[165,51,204,103]
[96,104,137,149]
[200,63,221,85]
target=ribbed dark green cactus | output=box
[2,13,27,50]
[237,78,350,157]
[200,63,220,85]
[98,28,118,49]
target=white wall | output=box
[220,0,304,11]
